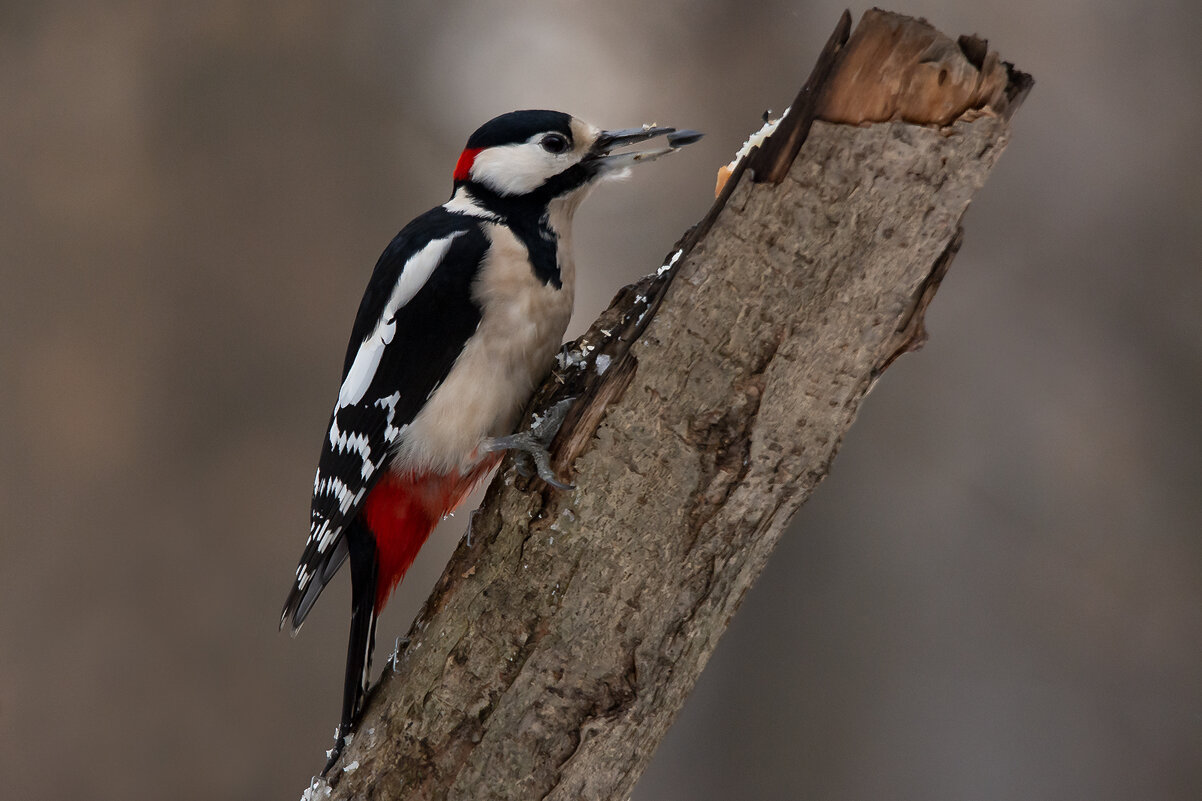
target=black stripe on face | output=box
[465,110,575,150]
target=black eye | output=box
[540,133,569,154]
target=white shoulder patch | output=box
[337,232,464,409]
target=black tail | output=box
[322,519,378,775]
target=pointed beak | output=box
[588,125,704,173]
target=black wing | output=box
[281,207,489,631]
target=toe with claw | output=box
[484,398,576,490]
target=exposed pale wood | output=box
[308,9,1031,800]
[818,8,1031,126]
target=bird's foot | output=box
[484,398,576,490]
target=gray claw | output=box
[486,430,575,491]
[485,397,578,490]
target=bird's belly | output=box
[393,232,573,475]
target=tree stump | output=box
[307,9,1032,800]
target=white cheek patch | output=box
[337,232,464,409]
[471,140,580,196]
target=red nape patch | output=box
[453,147,483,182]
[361,457,500,611]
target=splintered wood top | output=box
[819,8,1030,126]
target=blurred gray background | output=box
[2,1,1199,798]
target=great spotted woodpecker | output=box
[280,109,700,768]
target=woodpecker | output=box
[280,109,700,769]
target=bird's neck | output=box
[457,183,586,290]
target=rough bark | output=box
[307,9,1032,800]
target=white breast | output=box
[393,219,575,475]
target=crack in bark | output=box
[875,222,963,379]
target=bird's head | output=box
[451,109,701,201]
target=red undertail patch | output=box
[453,147,483,182]
[361,456,500,611]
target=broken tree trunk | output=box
[312,9,1032,800]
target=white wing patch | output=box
[337,232,465,409]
